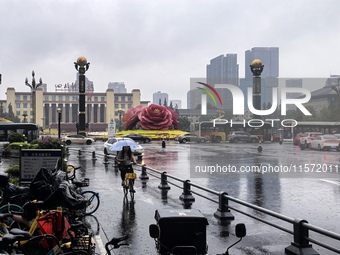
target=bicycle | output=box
[121,163,137,201]
[66,164,100,215]
[0,205,95,254]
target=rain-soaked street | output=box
[1,140,340,254]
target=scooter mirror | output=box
[235,223,246,238]
[149,224,160,238]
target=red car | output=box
[293,133,304,145]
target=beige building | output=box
[4,87,148,132]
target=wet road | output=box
[1,141,340,254]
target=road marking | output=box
[320,179,340,186]
[94,235,106,254]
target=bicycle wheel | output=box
[123,183,128,198]
[0,203,25,232]
[81,215,100,235]
[129,180,135,201]
[80,190,100,215]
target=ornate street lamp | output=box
[331,76,340,122]
[25,70,43,124]
[22,113,28,123]
[118,109,123,132]
[57,108,62,139]
[250,59,264,120]
[74,56,90,136]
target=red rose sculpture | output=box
[138,104,173,130]
[122,105,143,130]
[167,107,179,129]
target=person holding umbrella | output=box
[116,145,137,191]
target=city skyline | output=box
[1,1,340,107]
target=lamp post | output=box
[74,56,90,136]
[25,70,43,124]
[331,76,340,122]
[57,108,62,139]
[118,110,123,131]
[22,113,27,123]
[250,59,264,120]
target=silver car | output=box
[227,131,259,143]
[62,134,95,145]
[103,137,144,158]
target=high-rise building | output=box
[153,91,169,106]
[188,54,239,110]
[108,82,127,93]
[207,54,239,86]
[243,47,279,108]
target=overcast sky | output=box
[1,0,340,106]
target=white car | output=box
[103,138,144,158]
[62,134,95,145]
[299,132,323,148]
[309,135,340,151]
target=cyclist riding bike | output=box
[116,146,137,192]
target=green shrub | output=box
[8,132,26,143]
[8,142,30,150]
[4,164,20,185]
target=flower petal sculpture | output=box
[122,105,143,130]
[167,107,179,129]
[138,104,173,130]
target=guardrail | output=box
[138,164,340,255]
[67,148,340,255]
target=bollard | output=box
[300,141,306,150]
[214,192,235,221]
[162,139,166,148]
[179,180,195,203]
[257,140,263,152]
[103,154,109,164]
[78,149,82,158]
[92,151,97,161]
[285,219,319,255]
[139,165,149,180]
[158,172,170,191]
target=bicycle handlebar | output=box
[105,235,129,255]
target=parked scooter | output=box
[149,209,246,255]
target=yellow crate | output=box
[125,173,137,179]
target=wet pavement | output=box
[1,141,340,254]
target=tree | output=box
[5,103,20,123]
[174,104,179,115]
[195,102,217,110]
[169,101,173,110]
[0,102,4,116]
[163,98,167,107]
[178,116,190,131]
[159,98,161,105]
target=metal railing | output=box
[138,164,340,255]
[66,148,340,254]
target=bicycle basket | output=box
[71,234,96,253]
[73,178,90,188]
[125,173,137,180]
